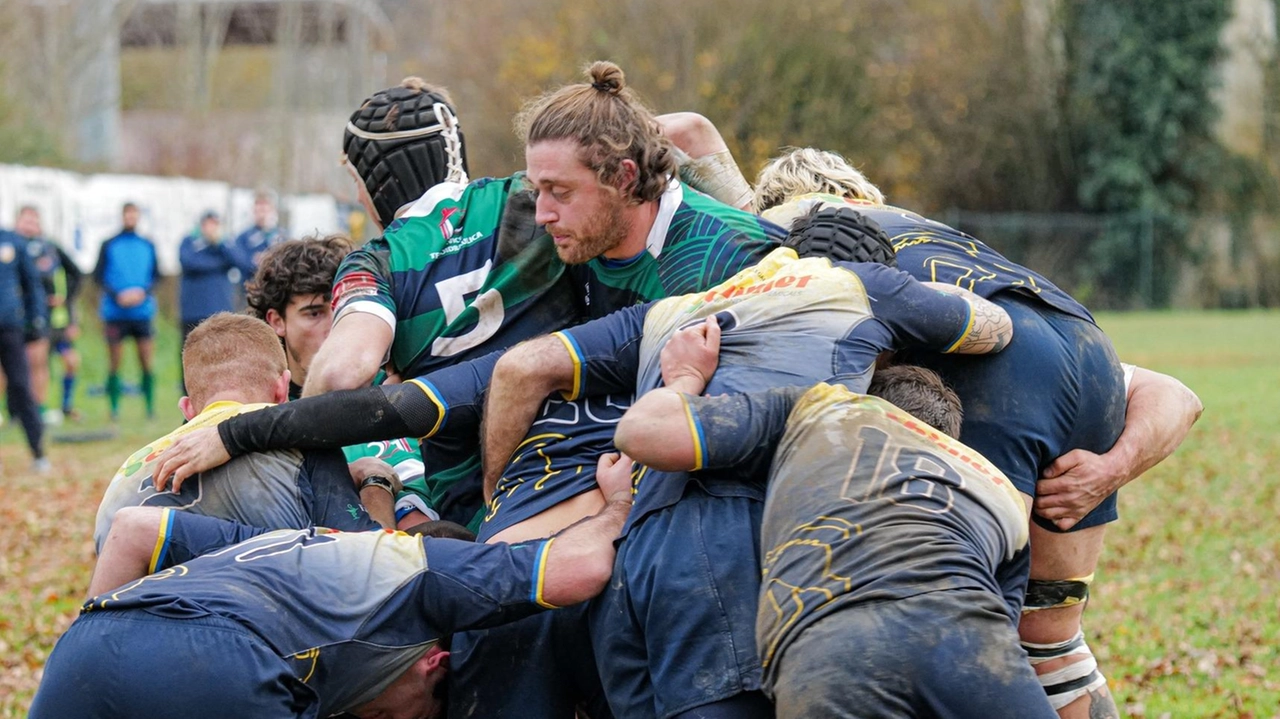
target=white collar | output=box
[642,178,683,259]
[397,181,468,221]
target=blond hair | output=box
[516,61,676,204]
[753,147,885,212]
[182,313,287,410]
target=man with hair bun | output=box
[519,60,785,319]
[443,60,789,718]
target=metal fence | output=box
[942,210,1158,311]
[942,210,1280,311]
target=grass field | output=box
[0,310,1276,717]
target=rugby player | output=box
[310,65,783,529]
[158,61,785,714]
[94,202,159,420]
[656,111,755,211]
[148,240,1011,717]
[149,346,624,717]
[32,450,635,719]
[93,313,393,556]
[519,61,781,318]
[246,236,433,528]
[764,170,1201,719]
[246,235,352,401]
[616,360,1058,718]
[697,143,1203,717]
[479,246,1014,717]
[0,216,46,470]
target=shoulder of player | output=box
[831,258,908,293]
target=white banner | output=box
[0,164,342,275]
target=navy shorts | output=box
[30,610,318,719]
[50,327,73,353]
[449,602,612,719]
[104,319,154,344]
[770,590,1057,719]
[589,488,764,719]
[912,292,1126,532]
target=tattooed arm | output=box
[922,282,1013,354]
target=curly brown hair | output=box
[516,61,677,204]
[245,235,353,320]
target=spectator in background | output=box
[233,190,285,270]
[179,211,254,390]
[232,190,285,308]
[18,206,83,424]
[0,218,47,472]
[15,208,52,416]
[94,202,159,421]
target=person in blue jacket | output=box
[94,202,159,420]
[0,221,47,471]
[179,210,255,390]
[232,191,285,272]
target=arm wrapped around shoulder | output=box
[219,383,442,456]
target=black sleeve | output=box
[149,240,161,287]
[217,383,444,456]
[93,240,109,288]
[58,245,83,303]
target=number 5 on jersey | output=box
[431,260,505,357]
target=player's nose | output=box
[534,194,558,226]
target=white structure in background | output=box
[0,164,342,275]
[1214,0,1277,158]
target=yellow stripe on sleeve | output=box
[533,538,558,609]
[148,508,174,574]
[552,333,584,401]
[943,301,976,353]
[680,396,707,471]
[406,379,448,437]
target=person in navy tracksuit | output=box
[0,224,47,470]
[179,211,255,391]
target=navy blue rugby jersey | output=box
[680,384,1027,680]
[554,248,981,527]
[479,393,632,541]
[87,509,556,717]
[764,193,1094,324]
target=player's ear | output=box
[423,646,450,673]
[272,370,291,404]
[178,396,197,421]
[614,159,639,194]
[265,308,287,338]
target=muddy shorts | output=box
[770,589,1057,719]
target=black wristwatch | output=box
[359,475,397,498]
